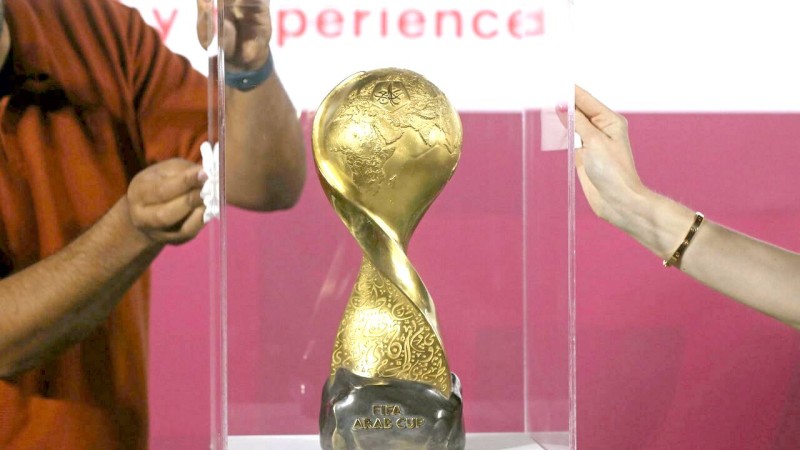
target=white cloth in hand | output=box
[200,141,220,223]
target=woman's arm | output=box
[573,86,800,329]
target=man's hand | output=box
[196,0,272,72]
[127,159,207,245]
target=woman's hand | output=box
[573,86,646,227]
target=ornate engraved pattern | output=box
[372,81,409,109]
[330,259,450,395]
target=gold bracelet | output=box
[663,212,704,268]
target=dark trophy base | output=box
[320,368,465,450]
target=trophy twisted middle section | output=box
[330,258,451,396]
[321,185,452,396]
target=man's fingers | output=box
[222,1,271,70]
[222,18,238,56]
[178,207,206,240]
[135,188,204,230]
[158,207,206,246]
[127,159,209,245]
[145,206,207,246]
[196,0,214,49]
[137,166,204,205]
[158,167,204,204]
[240,39,268,65]
[231,0,270,16]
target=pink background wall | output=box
[148,112,800,449]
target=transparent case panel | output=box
[214,1,575,449]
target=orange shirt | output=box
[0,0,207,448]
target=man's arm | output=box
[225,74,305,210]
[572,86,800,329]
[198,0,306,211]
[0,159,206,378]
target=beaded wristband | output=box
[225,52,273,92]
[663,212,704,268]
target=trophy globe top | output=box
[313,68,462,246]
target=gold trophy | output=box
[314,68,465,450]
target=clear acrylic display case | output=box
[209,1,576,448]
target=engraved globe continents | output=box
[314,68,462,249]
[314,68,465,450]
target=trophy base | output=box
[319,368,465,450]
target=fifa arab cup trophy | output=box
[313,68,465,450]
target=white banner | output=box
[122,0,573,112]
[124,0,800,112]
